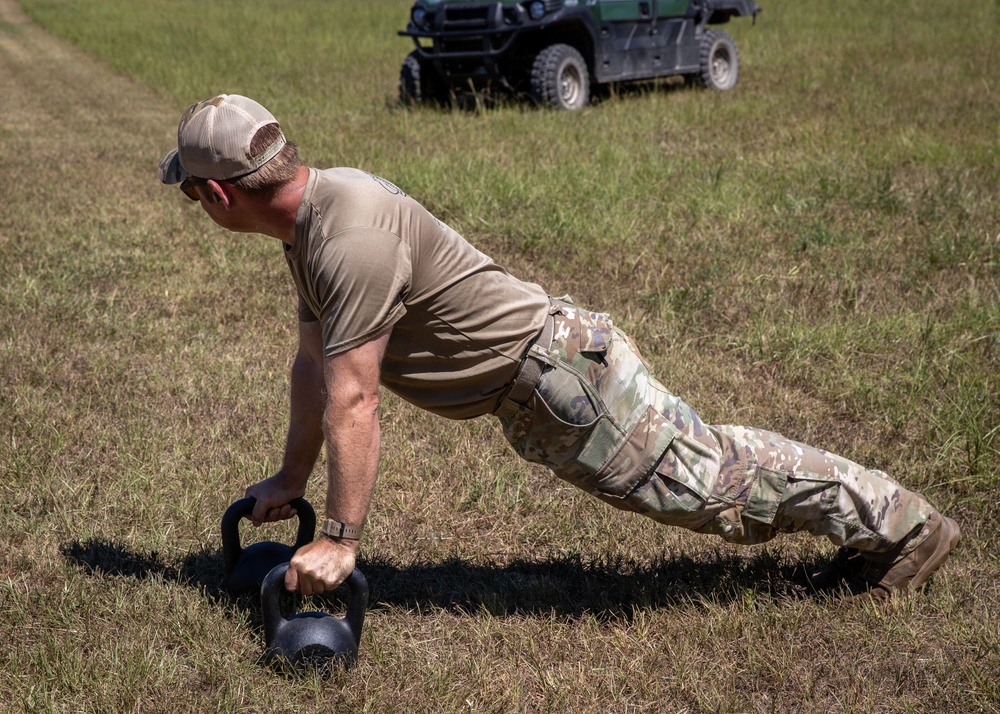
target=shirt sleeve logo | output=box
[365,171,408,197]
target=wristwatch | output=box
[321,518,365,541]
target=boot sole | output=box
[909,516,961,590]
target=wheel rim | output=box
[558,64,582,106]
[711,47,732,86]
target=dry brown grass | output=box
[2,0,999,711]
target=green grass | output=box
[2,0,999,710]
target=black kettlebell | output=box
[221,496,316,596]
[262,562,368,673]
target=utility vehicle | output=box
[399,0,761,110]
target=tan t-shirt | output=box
[283,167,550,419]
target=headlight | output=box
[412,7,427,27]
[528,1,546,20]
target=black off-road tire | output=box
[695,29,740,91]
[400,51,444,106]
[530,43,590,110]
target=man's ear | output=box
[205,179,229,207]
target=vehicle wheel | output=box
[695,29,739,91]
[399,51,443,106]
[530,44,590,110]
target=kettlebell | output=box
[262,562,368,672]
[221,496,316,596]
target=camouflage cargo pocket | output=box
[743,465,788,525]
[500,303,677,500]
[647,428,721,512]
[512,362,626,483]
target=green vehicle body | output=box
[399,0,761,109]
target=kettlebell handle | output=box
[221,496,316,575]
[261,562,369,649]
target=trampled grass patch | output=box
[2,0,999,710]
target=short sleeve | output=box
[310,227,411,355]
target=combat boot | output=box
[846,511,960,601]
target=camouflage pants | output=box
[494,300,932,556]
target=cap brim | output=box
[158,149,189,184]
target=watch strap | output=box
[321,518,364,540]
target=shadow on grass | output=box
[60,537,833,624]
[60,538,230,600]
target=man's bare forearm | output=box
[246,322,329,525]
[280,351,326,489]
[284,329,389,594]
[322,390,381,536]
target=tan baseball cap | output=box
[158,94,286,184]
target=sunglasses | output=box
[179,176,208,201]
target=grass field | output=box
[1,0,998,711]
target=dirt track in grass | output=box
[0,0,174,214]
